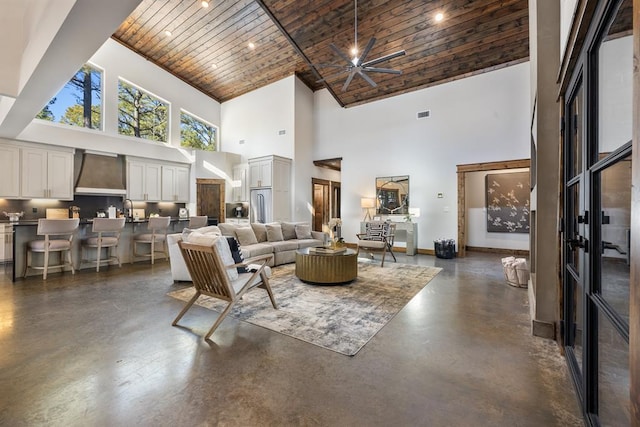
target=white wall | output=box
[16,38,221,164]
[221,76,295,159]
[292,77,315,222]
[314,62,531,249]
[465,168,530,250]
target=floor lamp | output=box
[361,198,375,221]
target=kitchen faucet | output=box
[123,198,134,220]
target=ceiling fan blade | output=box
[330,43,355,66]
[363,67,403,74]
[342,71,357,92]
[358,37,376,65]
[358,70,378,88]
[362,50,406,67]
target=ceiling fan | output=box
[317,0,406,92]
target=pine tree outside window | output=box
[180,110,217,151]
[36,64,102,130]
[118,79,168,143]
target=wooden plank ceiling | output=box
[112,0,529,108]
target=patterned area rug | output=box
[167,261,441,356]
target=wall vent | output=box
[417,110,430,119]
[278,129,286,135]
[239,139,245,144]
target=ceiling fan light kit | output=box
[319,0,405,92]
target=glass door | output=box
[562,0,632,424]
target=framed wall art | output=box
[486,171,530,233]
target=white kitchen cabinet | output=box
[162,164,190,202]
[0,145,20,198]
[0,224,13,262]
[249,158,272,188]
[225,218,250,225]
[21,147,74,200]
[248,155,292,222]
[232,163,248,202]
[127,159,162,201]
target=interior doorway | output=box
[196,178,225,223]
[311,178,340,232]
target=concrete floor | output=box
[0,252,583,426]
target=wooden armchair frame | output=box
[173,240,278,340]
[356,221,397,267]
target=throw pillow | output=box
[295,223,313,239]
[235,227,258,246]
[251,223,268,242]
[217,223,237,237]
[226,237,247,273]
[266,223,284,242]
[281,222,297,240]
[184,232,238,281]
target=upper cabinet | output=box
[232,163,248,202]
[127,158,190,202]
[0,145,20,198]
[21,146,74,200]
[162,164,190,202]
[249,158,273,188]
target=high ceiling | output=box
[112,0,529,108]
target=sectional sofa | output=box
[167,221,328,282]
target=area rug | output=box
[167,261,441,356]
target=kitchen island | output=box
[6,218,195,282]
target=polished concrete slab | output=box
[0,252,583,426]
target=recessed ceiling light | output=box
[248,42,255,50]
[201,0,209,7]
[435,12,444,22]
[164,30,172,37]
[210,63,217,69]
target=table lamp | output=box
[361,197,375,221]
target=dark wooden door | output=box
[196,178,225,222]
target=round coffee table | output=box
[295,247,358,284]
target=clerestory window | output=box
[180,110,217,151]
[36,63,103,130]
[118,79,168,143]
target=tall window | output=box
[118,79,168,143]
[36,64,102,129]
[180,111,217,151]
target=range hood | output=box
[75,151,127,195]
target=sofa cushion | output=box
[240,243,274,259]
[235,227,258,246]
[226,237,247,273]
[295,223,312,240]
[184,232,238,281]
[217,223,238,237]
[281,222,298,240]
[269,240,299,252]
[266,224,284,242]
[251,223,268,242]
[297,238,323,249]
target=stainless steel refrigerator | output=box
[250,188,272,223]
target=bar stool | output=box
[132,216,171,264]
[24,218,80,279]
[188,215,208,229]
[82,218,126,272]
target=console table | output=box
[360,221,417,256]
